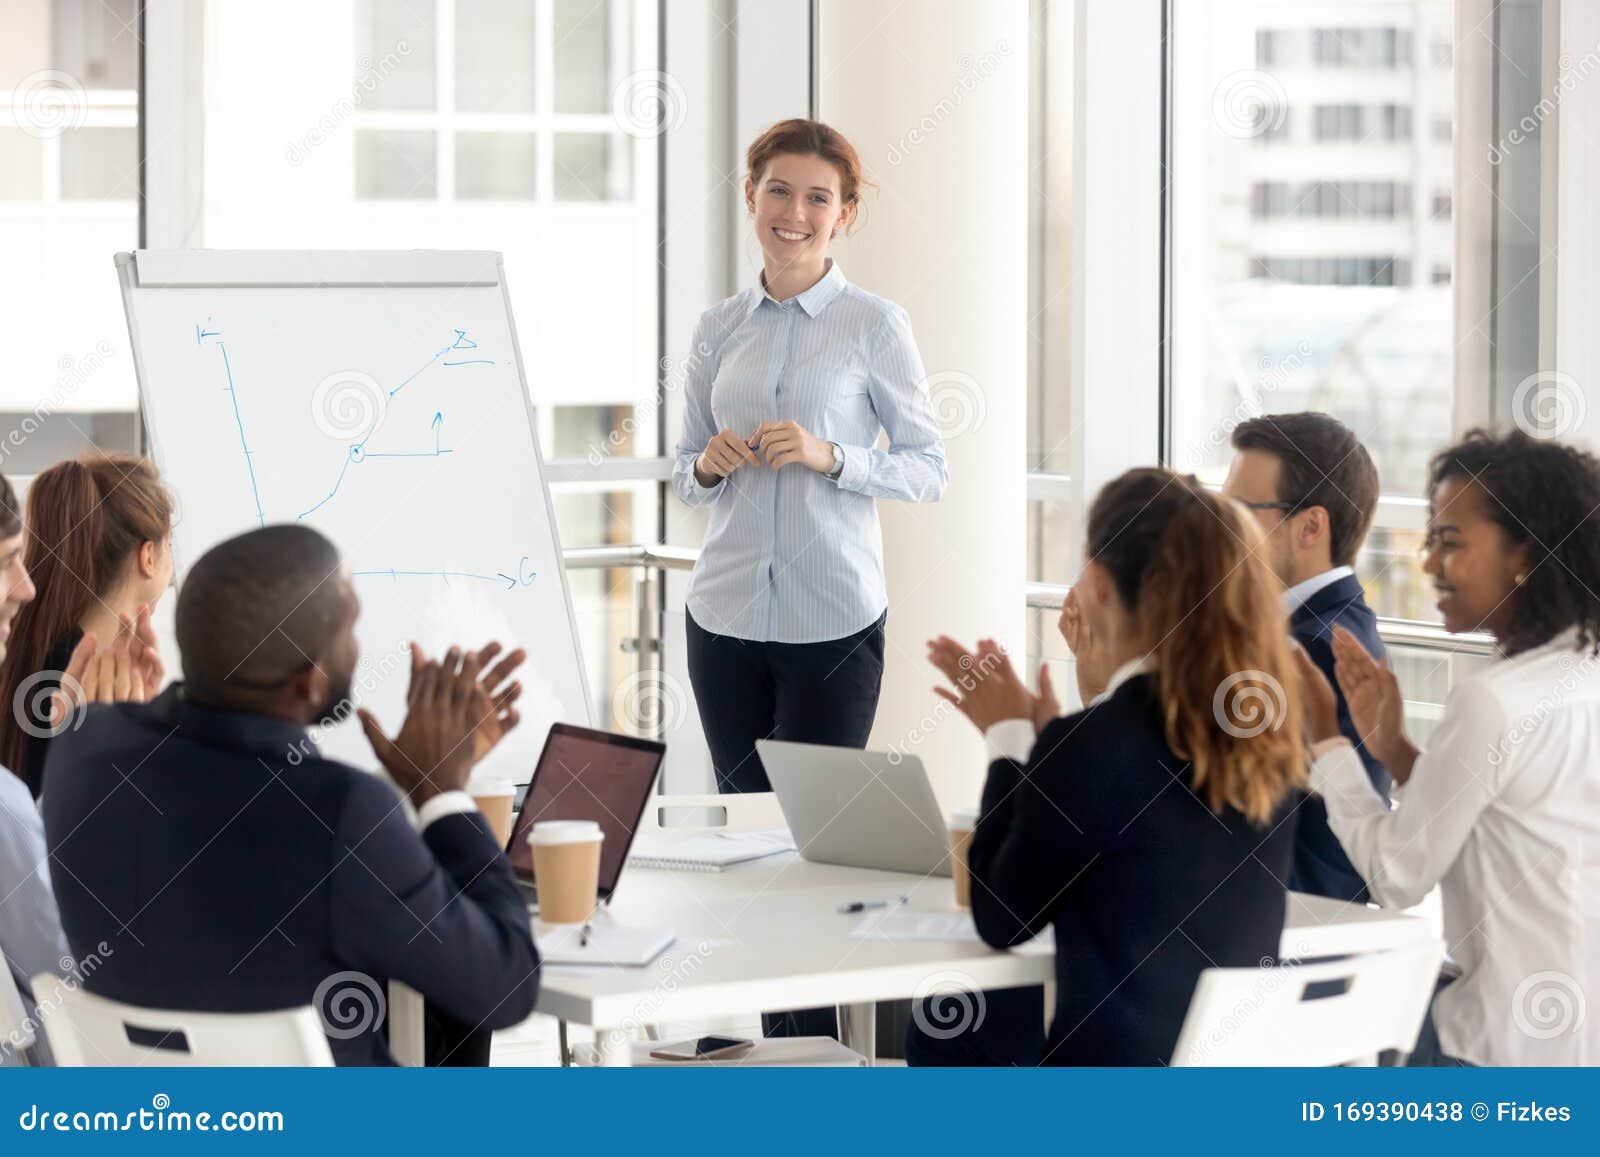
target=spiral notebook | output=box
[627,828,797,873]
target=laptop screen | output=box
[506,723,664,898]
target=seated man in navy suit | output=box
[1224,412,1390,902]
[44,524,537,1065]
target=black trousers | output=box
[685,610,886,794]
[421,1006,491,1066]
[686,609,887,1041]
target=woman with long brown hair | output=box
[912,467,1305,1065]
[0,454,174,798]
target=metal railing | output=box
[564,545,1496,657]
[1026,581,1496,657]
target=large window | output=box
[130,0,665,731]
[1025,0,1075,699]
[0,0,141,470]
[1168,0,1456,622]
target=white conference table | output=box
[529,831,1433,1066]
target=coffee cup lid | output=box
[527,820,605,846]
[948,808,979,829]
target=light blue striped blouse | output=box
[673,262,948,644]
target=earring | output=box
[1514,573,1527,586]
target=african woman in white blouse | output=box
[1294,428,1600,1066]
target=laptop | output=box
[505,723,665,910]
[755,740,954,877]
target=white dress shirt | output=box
[1281,565,1355,615]
[0,766,71,1065]
[1309,627,1600,1065]
[672,262,948,643]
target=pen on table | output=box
[837,895,909,914]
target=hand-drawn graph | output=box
[195,321,533,591]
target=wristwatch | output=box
[826,441,845,481]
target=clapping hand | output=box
[928,635,1058,734]
[463,641,525,766]
[1330,626,1418,782]
[48,605,166,729]
[357,645,482,806]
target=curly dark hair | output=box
[1428,428,1600,656]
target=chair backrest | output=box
[32,974,333,1067]
[639,791,786,833]
[1171,939,1444,1066]
[0,942,37,1060]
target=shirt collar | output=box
[1091,654,1156,706]
[1281,565,1355,615]
[747,260,847,319]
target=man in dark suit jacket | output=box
[1224,412,1391,902]
[44,525,537,1066]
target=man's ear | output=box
[1297,505,1331,553]
[289,662,328,716]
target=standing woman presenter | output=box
[675,119,948,794]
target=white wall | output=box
[818,0,1029,809]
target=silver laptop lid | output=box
[755,740,954,878]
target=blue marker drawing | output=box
[200,326,266,527]
[299,327,476,518]
[198,323,514,586]
[352,562,533,591]
[388,330,489,398]
[299,417,453,517]
[442,359,494,367]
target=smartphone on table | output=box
[647,1035,755,1062]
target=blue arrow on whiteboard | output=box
[432,411,442,454]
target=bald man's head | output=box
[176,525,359,717]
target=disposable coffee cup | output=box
[528,820,605,924]
[469,776,517,849]
[948,809,979,909]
